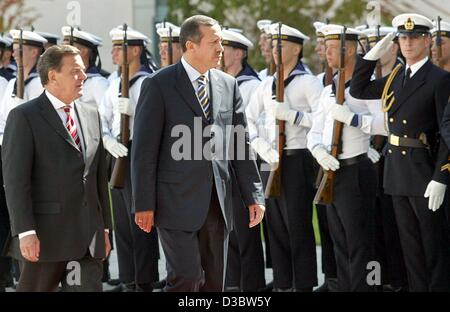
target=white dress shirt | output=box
[406,56,428,78]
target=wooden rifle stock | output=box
[265,22,285,198]
[314,27,347,205]
[110,24,130,189]
[16,29,24,99]
[168,26,173,65]
[437,16,444,68]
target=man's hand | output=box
[20,234,40,262]
[104,231,111,258]
[248,204,265,228]
[135,211,154,233]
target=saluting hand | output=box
[135,211,154,233]
[20,234,40,262]
[248,204,265,228]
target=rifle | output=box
[375,25,382,78]
[324,19,333,86]
[16,29,24,99]
[372,25,386,151]
[70,26,74,46]
[265,22,285,198]
[314,26,347,205]
[436,16,444,68]
[168,26,173,65]
[110,23,130,189]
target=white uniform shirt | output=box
[307,85,387,160]
[0,76,44,136]
[99,70,151,140]
[246,69,323,150]
[79,73,109,109]
[0,76,7,105]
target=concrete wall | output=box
[21,0,157,72]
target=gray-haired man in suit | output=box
[131,15,265,292]
[2,45,112,292]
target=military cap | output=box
[221,29,254,50]
[392,13,433,34]
[270,23,310,45]
[110,26,149,46]
[320,24,364,41]
[431,20,450,39]
[61,26,102,48]
[9,29,47,48]
[363,26,396,43]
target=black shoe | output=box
[273,287,293,292]
[136,283,153,292]
[224,286,240,292]
[106,278,121,286]
[104,282,136,292]
[295,287,312,292]
[314,281,329,292]
[259,281,273,292]
[151,279,166,289]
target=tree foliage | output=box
[0,0,40,34]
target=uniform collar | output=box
[45,90,73,110]
[181,56,209,83]
[406,56,428,77]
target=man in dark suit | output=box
[131,15,265,292]
[350,13,450,291]
[2,45,112,292]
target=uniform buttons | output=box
[402,151,406,155]
[388,149,392,154]
[402,120,407,124]
[389,118,394,123]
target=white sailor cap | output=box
[155,21,179,30]
[257,19,272,34]
[62,26,102,48]
[9,29,47,48]
[110,26,149,46]
[35,31,60,45]
[0,35,13,48]
[270,23,310,44]
[221,29,253,50]
[313,22,326,38]
[320,24,364,41]
[363,26,396,43]
[431,20,450,38]
[157,26,180,43]
[392,13,433,34]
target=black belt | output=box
[284,148,308,156]
[388,134,427,149]
[339,154,368,167]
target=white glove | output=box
[363,32,395,61]
[311,146,340,171]
[330,103,355,126]
[250,137,279,166]
[103,135,128,158]
[368,147,381,164]
[0,134,3,146]
[424,180,447,212]
[117,97,134,116]
[272,101,297,125]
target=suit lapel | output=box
[37,93,80,152]
[209,70,223,123]
[174,62,209,125]
[391,61,430,115]
[75,102,99,173]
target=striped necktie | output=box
[197,74,210,121]
[64,106,82,152]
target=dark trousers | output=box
[16,254,103,292]
[111,155,159,285]
[225,175,265,291]
[316,203,337,278]
[391,195,450,291]
[327,158,376,292]
[158,187,227,292]
[262,150,317,290]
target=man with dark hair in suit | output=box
[131,15,265,292]
[2,44,112,292]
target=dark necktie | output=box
[403,67,411,87]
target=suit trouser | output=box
[391,195,450,291]
[111,153,159,285]
[327,158,375,292]
[158,187,228,292]
[262,150,318,290]
[16,253,103,292]
[225,175,266,291]
[0,151,13,288]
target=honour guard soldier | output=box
[308,24,386,291]
[351,13,450,291]
[0,36,15,81]
[220,29,266,292]
[311,21,338,292]
[62,26,109,109]
[99,26,159,292]
[257,19,273,80]
[0,30,47,144]
[247,23,322,292]
[156,22,182,67]
[431,20,450,72]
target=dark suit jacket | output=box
[131,61,265,232]
[2,92,112,262]
[350,56,450,196]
